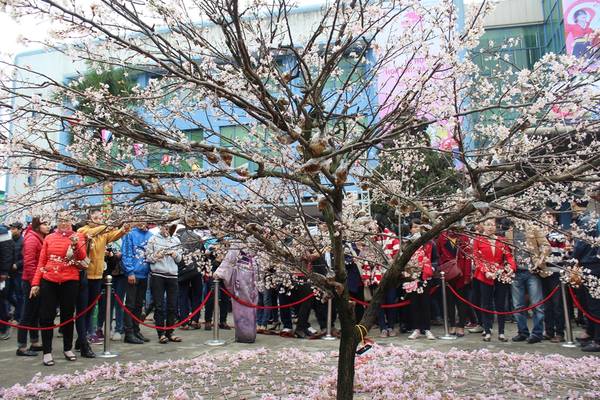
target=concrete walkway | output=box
[0,317,593,389]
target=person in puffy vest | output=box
[29,211,87,366]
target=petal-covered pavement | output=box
[1,344,599,399]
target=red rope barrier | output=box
[568,287,600,324]
[350,286,439,309]
[0,293,103,331]
[114,290,212,330]
[448,284,559,315]
[220,287,315,309]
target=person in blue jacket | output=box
[121,223,153,344]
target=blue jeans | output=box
[112,275,127,333]
[257,290,273,326]
[511,270,544,338]
[178,274,203,323]
[376,286,397,331]
[8,273,24,322]
[0,283,9,334]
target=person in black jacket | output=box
[176,228,205,330]
[573,211,600,352]
[0,224,15,340]
[8,223,24,323]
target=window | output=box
[148,129,203,172]
[220,125,258,172]
[325,57,365,90]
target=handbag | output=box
[436,245,462,281]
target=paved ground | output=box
[0,315,594,390]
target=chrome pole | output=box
[322,298,337,340]
[205,278,226,346]
[561,282,576,348]
[98,275,118,358]
[439,272,457,340]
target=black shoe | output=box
[512,334,528,342]
[124,334,144,344]
[16,349,38,357]
[135,332,150,342]
[581,342,600,352]
[80,342,96,358]
[527,336,542,344]
[29,345,43,352]
[294,329,307,339]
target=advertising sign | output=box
[563,0,600,58]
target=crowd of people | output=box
[0,199,599,367]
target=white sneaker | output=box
[110,332,122,341]
[307,327,319,335]
[425,330,436,340]
[408,329,421,340]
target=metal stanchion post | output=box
[98,275,118,358]
[560,282,576,348]
[322,298,337,340]
[439,271,457,340]
[205,278,226,346]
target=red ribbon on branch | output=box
[350,286,439,308]
[0,293,103,330]
[448,284,559,315]
[568,286,600,324]
[114,290,212,330]
[220,287,315,309]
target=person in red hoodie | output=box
[473,218,516,342]
[437,229,472,337]
[405,219,437,340]
[16,217,50,356]
[29,211,87,366]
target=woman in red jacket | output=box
[437,229,472,337]
[405,219,437,340]
[16,217,50,356]
[29,212,87,366]
[473,219,516,342]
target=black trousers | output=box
[480,281,510,335]
[150,275,178,337]
[349,288,365,323]
[124,277,147,335]
[38,279,79,354]
[409,289,431,331]
[448,284,469,328]
[541,273,564,337]
[17,280,40,347]
[204,278,230,324]
[294,282,314,332]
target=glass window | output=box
[220,125,257,171]
[148,129,203,172]
[325,57,365,90]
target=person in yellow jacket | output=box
[75,209,130,355]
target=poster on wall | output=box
[562,0,600,59]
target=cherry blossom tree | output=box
[1,0,600,398]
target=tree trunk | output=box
[336,298,360,400]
